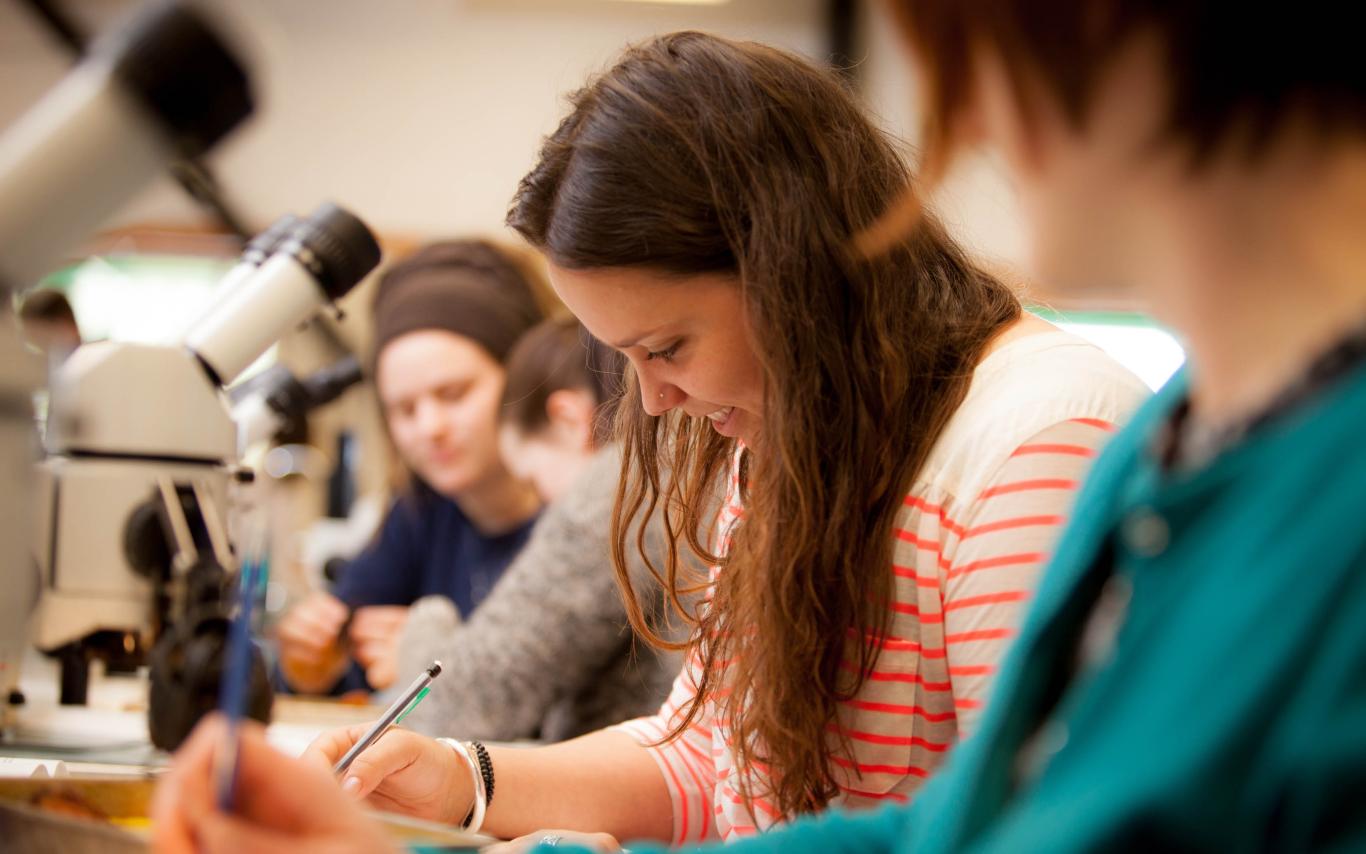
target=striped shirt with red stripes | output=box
[612,330,1150,845]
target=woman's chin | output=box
[419,467,474,498]
[725,411,760,447]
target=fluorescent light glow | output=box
[1054,321,1186,391]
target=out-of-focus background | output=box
[2,0,1030,271]
[2,0,1183,553]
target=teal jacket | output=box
[610,363,1366,853]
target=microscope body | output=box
[32,340,267,747]
[35,340,233,653]
[22,203,379,750]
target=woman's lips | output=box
[705,406,739,436]
[426,448,461,466]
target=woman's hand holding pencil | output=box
[302,714,475,825]
[332,661,443,778]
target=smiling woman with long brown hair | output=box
[506,32,1146,839]
[150,30,1147,854]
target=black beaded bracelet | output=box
[469,740,495,807]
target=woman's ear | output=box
[544,388,598,450]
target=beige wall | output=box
[1,0,1034,273]
[1,0,827,240]
[857,1,1031,284]
[1,0,834,550]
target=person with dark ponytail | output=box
[152,32,1146,853]
[497,316,626,500]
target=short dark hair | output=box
[500,316,624,447]
[889,1,1366,170]
[19,288,77,326]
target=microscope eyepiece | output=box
[181,203,381,388]
[242,213,300,264]
[98,2,254,159]
[287,203,383,301]
[0,1,254,291]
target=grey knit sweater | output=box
[391,446,688,742]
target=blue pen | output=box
[215,539,266,812]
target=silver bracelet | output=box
[436,737,486,833]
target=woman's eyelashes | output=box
[644,341,682,362]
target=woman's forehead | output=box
[546,264,738,344]
[377,330,498,397]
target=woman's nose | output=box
[639,377,679,417]
[413,396,449,437]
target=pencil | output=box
[334,661,443,777]
[214,535,267,812]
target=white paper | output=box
[0,756,69,778]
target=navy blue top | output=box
[284,482,537,695]
[333,483,536,617]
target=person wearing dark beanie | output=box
[277,240,547,696]
[370,240,546,369]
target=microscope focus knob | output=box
[148,615,273,751]
[124,499,171,580]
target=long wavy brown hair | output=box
[507,32,1020,818]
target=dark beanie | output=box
[371,240,545,367]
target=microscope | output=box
[232,354,365,451]
[0,1,253,736]
[1,1,386,751]
[34,204,381,750]
[221,216,367,452]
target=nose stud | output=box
[658,391,665,400]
